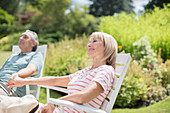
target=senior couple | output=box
[0,30,118,113]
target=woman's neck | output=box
[91,57,106,69]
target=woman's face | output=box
[87,37,105,59]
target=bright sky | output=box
[71,0,92,5]
[133,0,149,14]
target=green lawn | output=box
[0,51,12,67]
[112,96,170,113]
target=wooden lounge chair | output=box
[12,45,47,100]
[40,53,131,113]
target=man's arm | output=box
[12,52,43,79]
[11,63,37,79]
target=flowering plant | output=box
[132,36,168,104]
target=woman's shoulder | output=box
[96,65,114,73]
[99,65,114,70]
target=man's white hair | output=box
[25,30,39,45]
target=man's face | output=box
[19,32,35,53]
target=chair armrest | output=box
[48,98,106,113]
[25,77,40,99]
[38,85,68,94]
[25,77,35,95]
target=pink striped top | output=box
[54,65,114,113]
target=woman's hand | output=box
[38,103,55,113]
[6,75,25,88]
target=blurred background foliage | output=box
[0,0,169,109]
[100,5,170,61]
[89,0,134,17]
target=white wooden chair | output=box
[12,45,47,100]
[40,53,131,113]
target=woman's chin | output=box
[88,54,93,59]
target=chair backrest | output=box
[101,53,131,113]
[12,45,47,99]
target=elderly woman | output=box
[7,32,118,113]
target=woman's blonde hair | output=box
[90,32,118,69]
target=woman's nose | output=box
[87,43,91,47]
[20,36,23,40]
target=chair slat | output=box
[107,89,114,100]
[104,53,131,113]
[112,77,119,87]
[101,99,109,110]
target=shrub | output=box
[133,36,156,61]
[115,61,148,108]
[133,36,168,86]
[132,37,168,105]
[114,36,169,108]
[0,8,15,38]
[99,4,170,61]
[163,60,170,95]
[0,32,22,51]
[44,34,91,77]
[133,36,158,70]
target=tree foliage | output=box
[89,0,134,17]
[0,0,98,42]
[145,0,170,10]
[0,8,15,38]
[0,0,20,14]
[30,1,98,41]
[29,0,71,41]
[99,4,170,61]
[64,6,99,39]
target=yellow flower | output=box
[118,46,122,49]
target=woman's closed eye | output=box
[93,40,97,43]
[89,40,97,43]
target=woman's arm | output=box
[38,81,104,113]
[6,75,70,88]
[59,81,104,104]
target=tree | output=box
[89,0,134,17]
[0,8,15,38]
[65,5,99,38]
[0,0,41,15]
[145,0,170,10]
[30,0,98,41]
[29,0,71,41]
[0,0,20,15]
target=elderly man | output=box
[0,30,43,97]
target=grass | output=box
[38,88,64,104]
[111,96,170,113]
[0,51,12,67]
